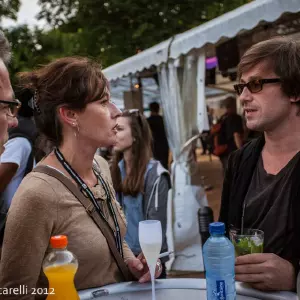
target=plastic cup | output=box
[229,228,264,256]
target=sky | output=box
[1,0,45,28]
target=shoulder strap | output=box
[33,165,134,281]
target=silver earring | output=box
[74,123,80,138]
[73,122,79,138]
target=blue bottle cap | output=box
[209,222,225,235]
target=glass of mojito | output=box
[229,228,264,257]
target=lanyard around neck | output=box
[54,148,123,257]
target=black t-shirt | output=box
[219,113,244,154]
[243,152,300,260]
[147,115,169,154]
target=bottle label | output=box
[215,280,226,300]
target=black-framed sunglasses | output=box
[234,78,281,96]
[0,99,21,117]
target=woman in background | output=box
[111,109,171,278]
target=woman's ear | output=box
[58,106,78,127]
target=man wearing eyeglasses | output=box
[219,36,300,292]
[0,30,19,155]
[0,31,22,249]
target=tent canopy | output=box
[109,76,226,109]
[103,0,300,81]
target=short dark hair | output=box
[0,30,11,64]
[238,36,300,101]
[18,57,108,147]
[149,101,160,113]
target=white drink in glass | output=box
[140,242,162,270]
[139,220,162,300]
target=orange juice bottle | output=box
[43,235,79,300]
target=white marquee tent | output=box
[104,0,300,81]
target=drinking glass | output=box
[139,220,162,300]
[229,228,264,257]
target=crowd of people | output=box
[0,28,299,298]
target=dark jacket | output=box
[147,115,169,169]
[144,161,171,262]
[219,135,300,276]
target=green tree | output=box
[3,25,81,84]
[0,0,21,21]
[37,0,252,67]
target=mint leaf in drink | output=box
[233,236,263,256]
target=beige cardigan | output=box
[0,156,135,299]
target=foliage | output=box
[3,25,81,84]
[37,0,252,67]
[1,0,252,84]
[0,0,21,21]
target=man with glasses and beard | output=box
[0,30,19,155]
[219,37,300,292]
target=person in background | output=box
[0,57,162,299]
[0,30,19,156]
[215,96,244,172]
[147,102,169,169]
[0,88,37,244]
[219,37,300,291]
[200,106,213,155]
[111,109,171,278]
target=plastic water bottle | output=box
[43,235,79,299]
[203,222,236,300]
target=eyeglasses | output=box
[234,78,281,96]
[0,99,21,117]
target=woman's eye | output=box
[101,100,108,106]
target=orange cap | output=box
[50,235,68,249]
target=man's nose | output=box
[7,116,18,129]
[239,86,253,105]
